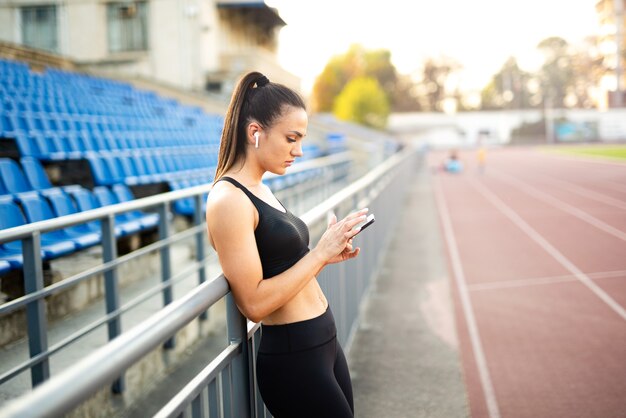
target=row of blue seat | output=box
[0,61,219,129]
[0,96,220,116]
[0,111,223,136]
[86,153,216,186]
[0,157,60,195]
[0,94,221,118]
[7,130,219,161]
[0,184,158,274]
[0,96,202,121]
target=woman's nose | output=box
[292,143,303,157]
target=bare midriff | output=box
[261,278,328,325]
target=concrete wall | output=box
[0,6,17,43]
[65,1,106,62]
[389,109,626,147]
[0,0,299,93]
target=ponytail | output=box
[213,72,306,183]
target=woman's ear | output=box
[247,122,262,147]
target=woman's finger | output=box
[327,211,337,228]
[342,208,368,222]
[344,215,367,231]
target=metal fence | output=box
[0,147,416,418]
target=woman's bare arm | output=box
[206,188,366,323]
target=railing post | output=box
[23,232,49,387]
[226,293,251,418]
[101,214,125,393]
[194,194,208,321]
[158,202,175,349]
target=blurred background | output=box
[1,0,624,140]
[1,1,625,417]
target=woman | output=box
[205,71,367,418]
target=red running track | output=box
[431,147,626,418]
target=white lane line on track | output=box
[531,175,626,211]
[490,169,626,243]
[468,270,626,292]
[434,177,501,418]
[469,177,626,321]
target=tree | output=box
[568,36,606,108]
[391,74,423,112]
[480,57,536,110]
[311,44,421,113]
[413,57,461,112]
[537,36,574,108]
[311,45,364,112]
[333,76,390,129]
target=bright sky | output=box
[267,0,599,96]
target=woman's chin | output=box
[269,167,287,176]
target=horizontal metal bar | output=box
[0,275,231,418]
[154,343,241,418]
[0,223,209,316]
[0,153,351,242]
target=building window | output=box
[107,2,148,53]
[20,5,58,53]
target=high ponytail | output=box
[213,71,306,183]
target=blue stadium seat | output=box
[169,180,194,216]
[116,155,141,185]
[92,186,143,235]
[17,192,95,250]
[20,157,53,190]
[0,112,15,136]
[11,132,41,157]
[101,155,125,184]
[28,132,60,160]
[0,196,27,268]
[85,154,115,186]
[0,173,8,196]
[0,259,11,275]
[44,188,101,245]
[110,184,159,228]
[0,195,67,263]
[0,113,17,136]
[151,153,168,174]
[64,188,108,234]
[0,158,33,194]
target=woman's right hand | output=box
[313,208,369,263]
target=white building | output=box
[0,0,300,95]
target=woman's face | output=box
[258,106,308,175]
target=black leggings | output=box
[256,307,354,418]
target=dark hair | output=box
[213,71,306,182]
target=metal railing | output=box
[0,152,352,392]
[0,147,417,418]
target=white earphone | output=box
[254,132,259,148]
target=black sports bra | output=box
[217,177,310,279]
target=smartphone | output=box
[354,214,375,236]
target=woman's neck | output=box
[225,157,264,187]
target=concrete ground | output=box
[348,161,469,418]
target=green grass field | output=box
[544,145,626,162]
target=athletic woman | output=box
[205,71,367,418]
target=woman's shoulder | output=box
[206,180,255,220]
